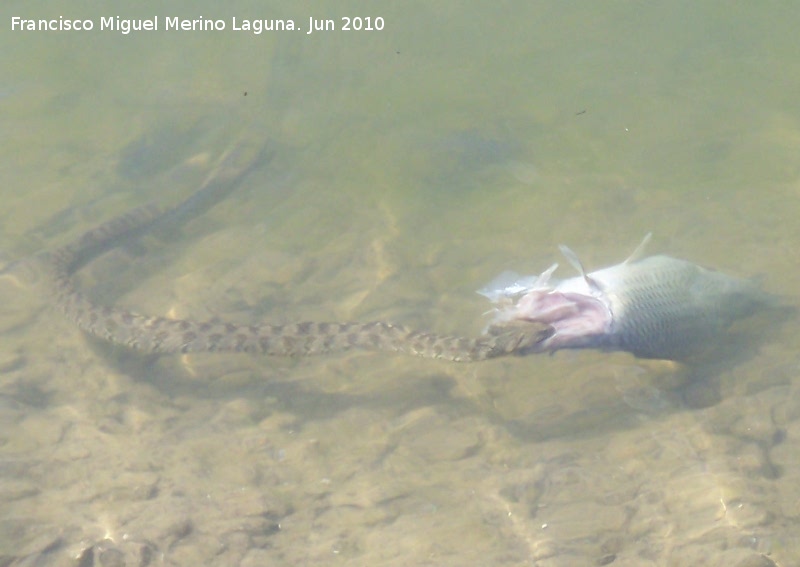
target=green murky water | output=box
[1,1,799,565]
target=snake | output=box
[45,140,551,362]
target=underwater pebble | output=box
[728,410,778,443]
[733,554,778,567]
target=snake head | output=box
[485,321,554,357]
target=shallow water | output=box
[2,1,800,565]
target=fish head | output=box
[509,286,614,351]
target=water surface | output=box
[1,1,799,565]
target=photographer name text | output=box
[10,15,385,35]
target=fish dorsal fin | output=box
[535,262,560,287]
[623,232,653,264]
[558,244,598,289]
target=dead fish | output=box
[478,234,773,360]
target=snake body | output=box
[47,145,550,362]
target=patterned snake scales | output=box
[47,140,551,362]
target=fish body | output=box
[479,238,771,360]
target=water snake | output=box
[46,141,551,362]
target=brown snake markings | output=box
[47,148,551,362]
